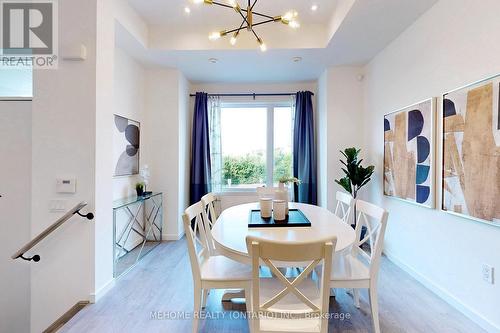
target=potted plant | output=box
[277,176,300,215]
[335,148,374,231]
[135,182,145,197]
[278,176,300,189]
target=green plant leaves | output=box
[335,176,352,194]
[334,147,374,197]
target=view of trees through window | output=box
[220,105,293,190]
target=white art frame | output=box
[383,98,436,209]
[440,73,500,227]
[113,114,140,177]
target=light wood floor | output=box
[60,238,485,333]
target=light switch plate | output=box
[49,199,67,212]
[56,178,76,193]
[482,264,494,284]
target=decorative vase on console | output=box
[277,177,301,216]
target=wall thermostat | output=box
[56,178,76,193]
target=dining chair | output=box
[329,200,388,333]
[201,192,220,255]
[334,191,354,224]
[247,236,336,333]
[183,202,253,333]
[256,186,279,199]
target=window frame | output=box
[218,100,293,193]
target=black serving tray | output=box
[248,209,311,228]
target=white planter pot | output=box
[275,183,289,215]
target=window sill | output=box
[215,190,258,197]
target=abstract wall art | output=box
[384,99,435,207]
[442,76,500,224]
[113,115,140,177]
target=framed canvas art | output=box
[442,75,500,225]
[384,99,435,208]
[113,115,140,177]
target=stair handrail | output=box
[11,201,94,262]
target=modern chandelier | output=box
[192,0,300,52]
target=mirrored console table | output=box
[113,192,163,277]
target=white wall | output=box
[143,68,190,240]
[30,0,98,330]
[317,72,328,208]
[112,47,145,200]
[178,74,190,234]
[190,81,317,210]
[362,0,500,331]
[0,101,31,333]
[317,67,365,212]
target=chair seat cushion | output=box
[200,255,252,281]
[331,254,370,281]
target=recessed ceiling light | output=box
[184,6,191,14]
[311,4,318,11]
[208,58,218,63]
[292,57,302,63]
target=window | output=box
[217,102,294,191]
[0,68,33,98]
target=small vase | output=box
[276,183,289,215]
[136,188,144,197]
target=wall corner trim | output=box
[162,231,185,241]
[89,278,116,304]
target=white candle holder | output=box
[273,200,286,221]
[260,198,273,218]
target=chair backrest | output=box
[201,193,219,255]
[256,186,279,199]
[182,202,210,282]
[246,236,336,332]
[334,191,354,224]
[201,192,218,224]
[353,200,389,279]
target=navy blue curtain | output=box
[190,92,212,205]
[293,91,317,205]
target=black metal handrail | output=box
[11,201,94,262]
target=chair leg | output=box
[202,289,209,309]
[193,288,202,333]
[244,287,255,333]
[353,289,360,308]
[369,287,380,333]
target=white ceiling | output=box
[128,0,338,26]
[119,0,439,83]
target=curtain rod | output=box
[189,92,314,98]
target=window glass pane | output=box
[0,68,33,98]
[273,107,293,185]
[221,107,267,190]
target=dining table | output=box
[211,202,356,302]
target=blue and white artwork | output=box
[113,115,140,176]
[384,99,434,208]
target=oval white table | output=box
[212,202,356,302]
[212,202,356,264]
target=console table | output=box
[113,192,163,277]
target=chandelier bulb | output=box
[257,38,267,52]
[209,30,226,40]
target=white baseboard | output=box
[384,250,500,333]
[162,231,185,241]
[89,278,116,304]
